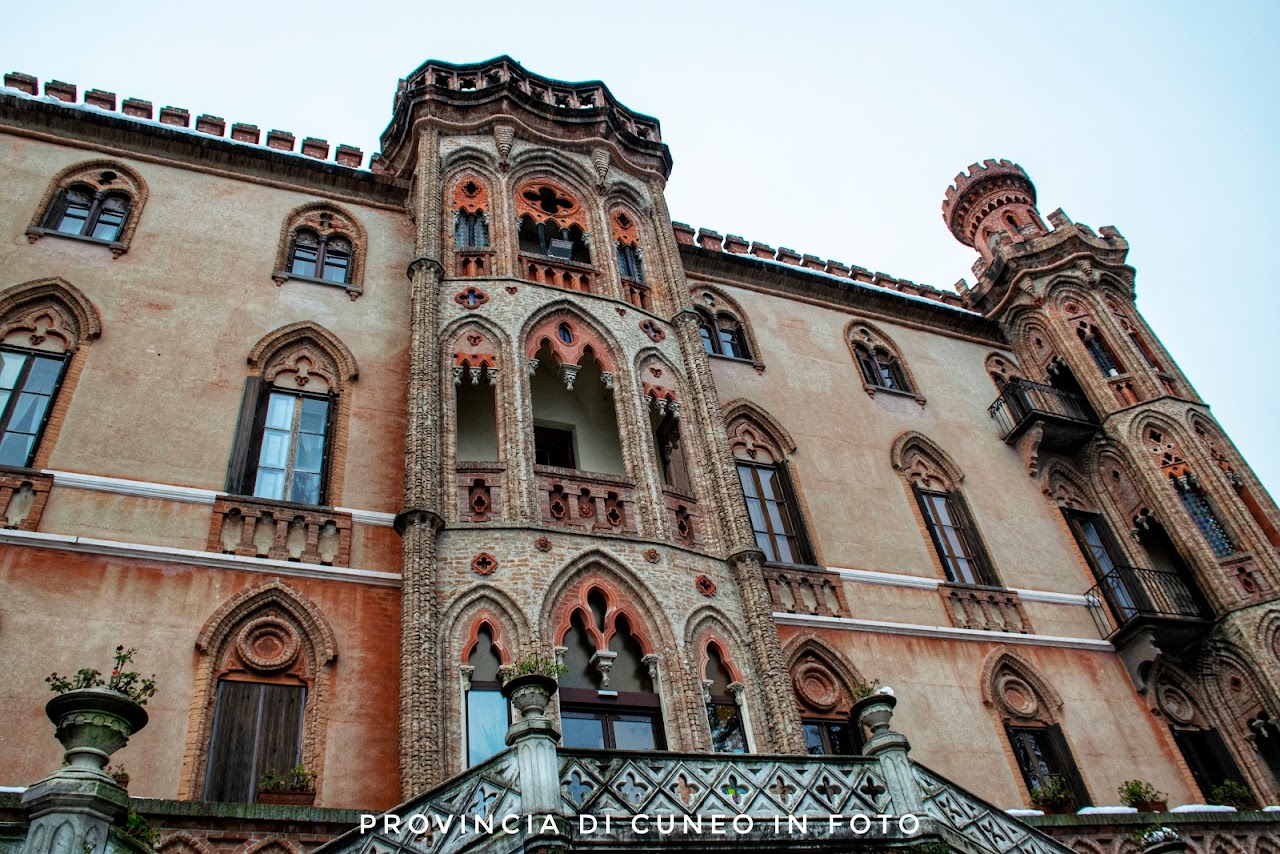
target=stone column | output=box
[858,694,924,815]
[398,127,448,795]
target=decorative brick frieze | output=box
[207,495,353,567]
[456,463,503,523]
[939,583,1032,633]
[0,468,54,531]
[766,566,850,618]
[536,466,638,537]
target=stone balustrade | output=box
[518,254,594,293]
[939,582,1032,633]
[535,466,637,537]
[767,566,849,617]
[208,495,352,566]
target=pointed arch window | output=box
[29,162,146,254]
[848,321,921,400]
[1076,322,1122,377]
[0,347,69,468]
[273,204,366,297]
[1174,475,1236,557]
[738,461,809,565]
[703,643,748,753]
[699,310,752,360]
[557,587,665,751]
[464,625,509,767]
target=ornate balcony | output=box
[456,249,494,277]
[208,495,353,566]
[519,253,595,292]
[536,465,638,537]
[989,378,1098,455]
[1086,565,1208,643]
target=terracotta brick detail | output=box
[266,130,296,151]
[335,144,363,167]
[84,89,116,111]
[44,80,76,102]
[159,106,190,126]
[0,468,54,531]
[767,567,849,618]
[121,98,153,119]
[207,496,353,567]
[301,137,330,159]
[940,583,1032,633]
[231,123,261,143]
[195,114,226,136]
[3,72,37,95]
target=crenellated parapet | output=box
[377,56,671,180]
[942,158,1045,257]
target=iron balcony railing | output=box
[989,378,1096,440]
[1086,565,1205,638]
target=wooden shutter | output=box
[204,681,261,803]
[225,376,264,494]
[256,684,306,782]
[948,491,1000,586]
[775,461,816,565]
[1047,723,1091,807]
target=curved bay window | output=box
[0,346,68,468]
[464,625,509,767]
[558,588,664,751]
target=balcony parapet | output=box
[767,565,850,618]
[989,378,1098,456]
[940,583,1033,634]
[208,495,352,567]
[519,253,595,293]
[536,466,637,537]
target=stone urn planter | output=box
[501,674,558,718]
[258,790,316,807]
[851,691,897,737]
[46,688,148,773]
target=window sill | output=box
[26,227,126,256]
[863,383,926,406]
[222,492,337,514]
[272,271,363,300]
[708,352,765,373]
[763,560,823,571]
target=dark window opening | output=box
[288,230,353,284]
[802,719,862,755]
[914,485,999,586]
[698,310,751,360]
[1175,479,1235,557]
[204,680,305,803]
[518,216,590,264]
[534,425,576,469]
[0,346,69,468]
[855,344,910,392]
[654,413,692,494]
[1006,723,1090,808]
[1173,727,1247,801]
[455,212,489,248]
[616,243,643,281]
[738,460,812,565]
[1079,330,1122,377]
[705,646,746,753]
[45,186,131,243]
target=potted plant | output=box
[501,651,567,719]
[1119,779,1168,812]
[257,764,317,806]
[45,646,156,776]
[1030,776,1075,814]
[1209,779,1257,810]
[107,764,131,791]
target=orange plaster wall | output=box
[0,546,403,810]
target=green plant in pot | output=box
[106,764,131,790]
[1209,779,1256,810]
[1030,776,1075,813]
[44,646,156,779]
[258,764,318,806]
[501,650,568,720]
[1119,779,1168,812]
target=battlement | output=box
[2,71,368,169]
[942,159,1038,247]
[672,222,971,311]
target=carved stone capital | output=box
[393,507,445,535]
[406,255,445,279]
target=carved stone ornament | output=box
[234,615,302,673]
[993,673,1040,720]
[642,548,660,564]
[534,535,552,552]
[471,552,498,575]
[695,574,717,596]
[1156,681,1196,725]
[792,660,841,712]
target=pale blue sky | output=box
[3,2,1277,497]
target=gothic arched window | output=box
[848,320,922,401]
[273,203,366,297]
[703,642,747,753]
[727,405,815,565]
[29,161,147,254]
[463,623,509,766]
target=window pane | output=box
[295,433,324,473]
[289,471,320,505]
[92,207,126,241]
[0,432,35,468]
[0,351,25,389]
[24,357,62,394]
[265,394,296,429]
[467,689,508,766]
[322,254,350,283]
[708,703,747,753]
[699,325,715,355]
[300,397,329,434]
[561,714,606,748]
[253,468,285,501]
[802,723,825,755]
[290,237,319,276]
[613,717,658,751]
[56,190,92,235]
[258,429,291,468]
[7,392,49,434]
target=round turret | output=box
[942,159,1044,257]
